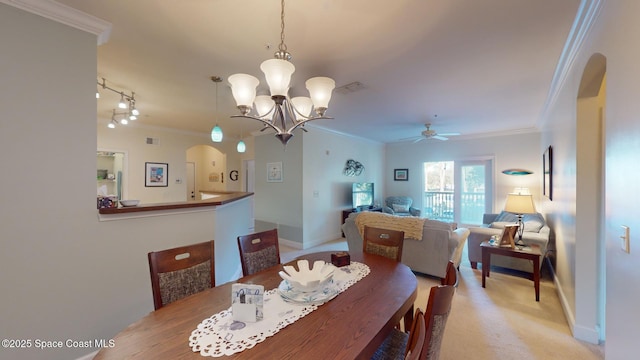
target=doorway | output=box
[186,162,195,200]
[575,53,606,342]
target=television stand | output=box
[341,206,383,236]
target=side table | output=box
[480,241,542,301]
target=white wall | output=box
[253,127,385,248]
[303,128,385,247]
[0,6,251,360]
[386,132,542,219]
[541,0,640,355]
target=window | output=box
[423,159,493,225]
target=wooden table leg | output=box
[533,255,540,301]
[481,247,490,288]
[404,305,414,332]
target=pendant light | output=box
[237,127,246,153]
[210,76,224,143]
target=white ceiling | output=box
[55,0,580,143]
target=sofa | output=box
[342,212,470,279]
[467,212,551,272]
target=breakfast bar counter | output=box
[98,191,253,215]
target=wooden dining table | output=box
[93,251,417,359]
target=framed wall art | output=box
[543,146,553,200]
[394,168,409,181]
[267,162,283,182]
[145,162,168,187]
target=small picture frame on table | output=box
[394,168,409,181]
[499,225,519,249]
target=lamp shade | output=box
[260,58,295,96]
[255,95,275,118]
[290,96,313,120]
[228,73,259,108]
[305,76,335,110]
[504,193,536,214]
[210,124,223,142]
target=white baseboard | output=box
[550,264,600,344]
[279,233,343,250]
[279,237,303,250]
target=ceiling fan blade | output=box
[412,137,425,143]
[432,135,449,141]
[438,132,460,136]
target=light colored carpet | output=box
[281,238,605,359]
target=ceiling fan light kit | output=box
[407,122,460,143]
[227,0,336,146]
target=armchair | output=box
[383,196,421,217]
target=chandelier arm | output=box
[230,115,283,134]
[285,116,334,134]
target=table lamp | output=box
[503,193,536,247]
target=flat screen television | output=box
[352,182,374,210]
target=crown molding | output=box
[1,0,112,45]
[539,0,604,123]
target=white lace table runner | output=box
[189,261,370,357]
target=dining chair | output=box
[371,308,426,360]
[440,260,458,286]
[237,228,281,276]
[420,285,456,360]
[363,225,405,262]
[148,240,215,310]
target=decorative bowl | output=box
[279,260,336,293]
[120,199,140,207]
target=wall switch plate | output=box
[621,225,630,253]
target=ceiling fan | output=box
[403,123,461,143]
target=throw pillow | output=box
[392,204,410,213]
[494,211,519,223]
[523,213,545,232]
[489,221,513,230]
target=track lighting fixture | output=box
[106,108,137,129]
[97,77,141,119]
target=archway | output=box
[575,53,606,342]
[186,145,227,200]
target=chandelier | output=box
[228,0,336,145]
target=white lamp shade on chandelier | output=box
[228,74,259,109]
[260,59,295,96]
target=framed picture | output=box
[543,146,553,200]
[394,168,409,181]
[499,224,519,249]
[267,162,283,182]
[145,162,168,187]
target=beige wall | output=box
[98,123,246,203]
[186,144,227,195]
